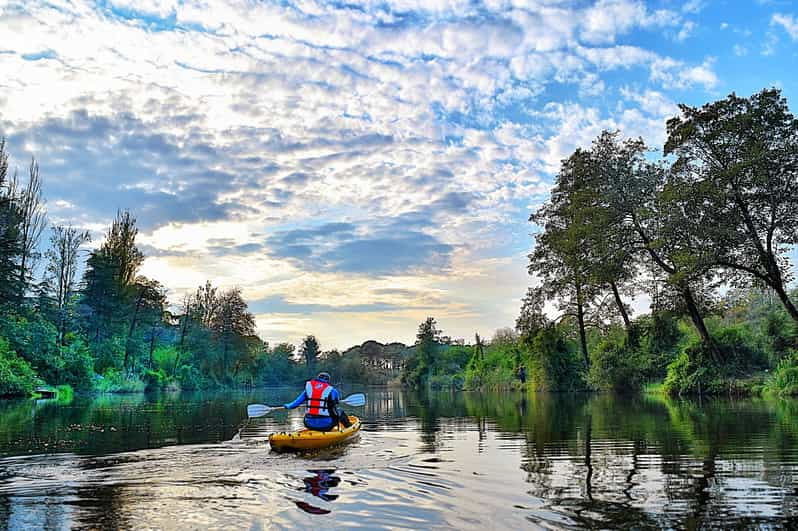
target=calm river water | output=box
[1,388,797,529]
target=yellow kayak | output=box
[269,416,361,451]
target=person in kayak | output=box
[284,372,352,431]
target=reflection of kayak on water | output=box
[269,416,361,451]
[295,501,331,515]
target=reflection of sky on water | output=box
[1,390,798,528]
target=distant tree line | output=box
[0,139,407,397]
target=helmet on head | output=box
[316,371,331,382]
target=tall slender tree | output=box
[16,158,47,298]
[44,225,91,345]
[529,149,598,369]
[0,139,23,305]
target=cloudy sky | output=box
[1,0,797,349]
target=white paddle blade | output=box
[247,404,272,418]
[342,393,366,407]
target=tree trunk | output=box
[681,286,720,364]
[610,281,631,331]
[575,283,590,369]
[124,295,143,371]
[179,315,188,350]
[770,274,798,325]
[148,324,157,368]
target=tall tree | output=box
[588,133,719,359]
[16,158,47,298]
[44,225,91,345]
[0,139,23,306]
[664,88,798,325]
[194,280,219,328]
[210,288,255,377]
[416,317,440,379]
[301,335,321,374]
[529,149,598,369]
[584,132,641,332]
[123,276,166,371]
[81,210,144,347]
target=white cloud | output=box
[580,0,680,44]
[772,13,798,40]
[676,20,696,42]
[0,0,733,346]
[682,0,705,14]
[650,57,718,89]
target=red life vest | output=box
[305,379,334,416]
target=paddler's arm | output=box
[284,390,307,409]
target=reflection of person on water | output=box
[294,469,341,514]
[303,469,341,501]
[284,372,352,431]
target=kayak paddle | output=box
[247,393,366,418]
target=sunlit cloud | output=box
[2,0,793,347]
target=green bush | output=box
[663,327,767,396]
[588,334,645,393]
[59,339,95,389]
[142,368,167,391]
[94,368,146,393]
[762,311,797,365]
[152,346,180,375]
[93,337,126,374]
[663,347,706,395]
[0,336,40,396]
[763,352,798,396]
[56,384,74,403]
[636,311,684,379]
[527,325,585,391]
[0,312,59,383]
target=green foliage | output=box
[152,346,179,374]
[55,384,74,403]
[527,324,585,391]
[142,368,169,391]
[402,318,441,388]
[761,310,797,365]
[59,339,95,390]
[176,364,203,390]
[0,312,59,382]
[259,343,301,385]
[300,335,320,373]
[93,336,125,374]
[0,336,40,396]
[588,332,646,393]
[637,311,684,379]
[763,352,798,396]
[663,326,768,396]
[94,368,146,393]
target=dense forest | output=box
[2,87,797,398]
